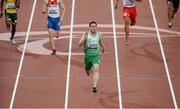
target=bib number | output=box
[49,9,58,14]
[48,6,59,15]
[7,3,15,9]
[88,43,98,49]
[125,0,134,6]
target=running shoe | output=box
[92,87,97,93]
[51,49,56,55]
[10,38,16,45]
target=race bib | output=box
[88,43,98,49]
[48,6,59,15]
[6,3,15,9]
[124,0,134,6]
[49,8,58,14]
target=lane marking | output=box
[110,0,122,108]
[2,75,180,80]
[9,0,38,108]
[26,76,60,80]
[64,0,75,108]
[149,0,178,108]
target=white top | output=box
[123,0,135,7]
[48,3,60,18]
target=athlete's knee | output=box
[124,17,130,23]
[93,64,99,73]
[6,20,11,26]
[48,29,54,37]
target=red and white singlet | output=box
[123,0,135,7]
[48,0,60,18]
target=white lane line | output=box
[9,0,37,108]
[148,0,178,108]
[64,0,75,108]
[110,0,122,108]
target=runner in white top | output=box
[115,0,142,46]
[42,0,65,55]
[48,1,60,18]
[123,0,135,7]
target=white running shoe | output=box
[11,38,16,45]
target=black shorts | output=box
[167,0,180,9]
[5,13,17,24]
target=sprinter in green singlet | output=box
[78,21,105,93]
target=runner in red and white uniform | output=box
[115,0,142,46]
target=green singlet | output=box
[84,32,100,56]
[84,32,101,71]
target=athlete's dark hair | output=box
[89,21,97,27]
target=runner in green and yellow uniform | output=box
[0,0,20,44]
[79,21,105,93]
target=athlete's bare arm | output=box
[99,33,105,53]
[78,32,88,47]
[15,0,20,8]
[42,0,47,14]
[0,0,5,18]
[59,1,66,23]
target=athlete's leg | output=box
[10,13,18,44]
[167,0,173,27]
[54,17,60,38]
[10,23,17,44]
[130,6,137,26]
[48,29,56,55]
[123,7,131,45]
[92,64,99,93]
[5,19,11,30]
[85,57,93,76]
[172,0,179,18]
[11,23,16,39]
[124,16,130,45]
[5,13,17,44]
[11,14,17,39]
[5,11,11,30]
[172,6,179,18]
[48,17,56,55]
[173,8,178,16]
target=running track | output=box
[0,0,180,108]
